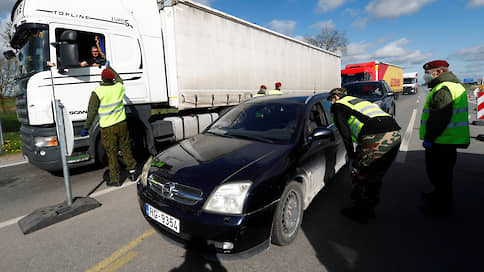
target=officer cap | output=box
[275,82,282,87]
[260,85,267,89]
[101,69,115,80]
[327,87,347,101]
[423,60,449,70]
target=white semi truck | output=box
[403,72,418,95]
[5,0,341,172]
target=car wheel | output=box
[271,181,304,246]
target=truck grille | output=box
[148,174,203,205]
[16,94,29,124]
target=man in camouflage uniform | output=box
[328,88,401,223]
[81,65,137,186]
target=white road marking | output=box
[396,109,418,163]
[0,181,136,230]
[0,160,28,169]
[416,99,419,103]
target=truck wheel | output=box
[271,181,304,246]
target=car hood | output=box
[150,133,289,189]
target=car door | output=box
[298,102,335,203]
[321,99,347,173]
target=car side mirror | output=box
[55,30,79,71]
[311,127,333,141]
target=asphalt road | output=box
[1,88,483,272]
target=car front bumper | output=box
[137,183,277,259]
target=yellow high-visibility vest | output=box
[94,82,126,128]
[420,81,470,144]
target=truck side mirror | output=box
[57,30,79,71]
[3,50,16,60]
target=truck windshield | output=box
[403,78,416,84]
[16,28,50,76]
[342,72,371,84]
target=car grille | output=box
[148,174,203,206]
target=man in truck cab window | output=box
[80,65,137,186]
[80,46,105,67]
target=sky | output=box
[1,0,484,82]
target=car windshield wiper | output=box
[205,130,235,138]
[226,133,275,144]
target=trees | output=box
[0,20,18,113]
[304,26,348,55]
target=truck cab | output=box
[403,72,418,95]
[6,0,164,171]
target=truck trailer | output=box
[5,0,341,172]
[403,72,418,95]
[341,61,403,98]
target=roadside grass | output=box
[1,97,21,155]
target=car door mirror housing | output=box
[311,127,333,141]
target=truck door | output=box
[49,25,108,123]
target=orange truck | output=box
[341,61,403,98]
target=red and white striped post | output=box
[478,92,484,120]
[475,91,484,127]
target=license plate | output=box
[145,204,180,233]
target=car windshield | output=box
[207,102,303,144]
[404,78,417,84]
[344,82,383,99]
[16,28,50,76]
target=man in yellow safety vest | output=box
[81,65,137,186]
[420,60,470,215]
[328,87,401,223]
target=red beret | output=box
[423,60,449,70]
[101,69,115,80]
[275,82,282,87]
[260,85,267,89]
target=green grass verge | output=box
[1,131,21,155]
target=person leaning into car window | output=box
[80,46,106,67]
[328,87,401,224]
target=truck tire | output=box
[271,181,304,246]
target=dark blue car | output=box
[343,80,396,117]
[137,94,347,259]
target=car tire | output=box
[271,181,304,246]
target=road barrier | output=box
[478,91,484,121]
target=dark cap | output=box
[423,60,449,70]
[327,87,347,100]
[101,69,115,80]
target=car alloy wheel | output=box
[271,181,303,246]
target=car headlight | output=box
[203,182,252,215]
[34,136,58,147]
[139,156,153,187]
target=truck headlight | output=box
[139,156,153,187]
[34,136,58,147]
[203,182,252,215]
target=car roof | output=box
[248,93,330,105]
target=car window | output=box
[344,82,384,99]
[307,103,327,133]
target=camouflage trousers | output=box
[101,121,137,183]
[351,131,402,207]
